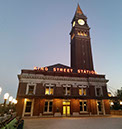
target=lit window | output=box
[84,33,87,36]
[25,101,32,113]
[80,100,87,112]
[72,21,75,27]
[44,101,53,113]
[79,88,86,96]
[67,87,70,95]
[71,33,75,39]
[45,87,54,95]
[77,31,87,37]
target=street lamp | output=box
[12,99,17,104]
[0,87,2,94]
[110,102,114,106]
[120,101,122,105]
[9,96,13,105]
[4,93,9,107]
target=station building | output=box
[16,5,110,117]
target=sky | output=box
[0,0,122,103]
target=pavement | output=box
[24,116,122,129]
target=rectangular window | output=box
[63,87,66,95]
[44,101,53,113]
[50,87,53,95]
[97,101,102,112]
[49,101,53,112]
[67,87,70,95]
[44,101,48,112]
[28,85,34,95]
[25,101,32,112]
[26,84,36,95]
[63,87,70,95]
[80,102,83,111]
[45,87,54,95]
[79,100,87,112]
[79,88,86,96]
[96,87,102,96]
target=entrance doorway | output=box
[63,101,70,116]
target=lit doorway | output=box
[63,101,70,116]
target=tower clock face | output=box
[78,19,85,25]
[73,21,75,27]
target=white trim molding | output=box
[95,86,103,97]
[26,83,36,95]
[22,98,34,117]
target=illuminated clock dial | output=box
[78,19,85,25]
[73,21,75,27]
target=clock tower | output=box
[70,4,94,71]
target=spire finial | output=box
[76,3,83,15]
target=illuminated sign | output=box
[34,67,48,71]
[77,69,97,74]
[34,67,97,74]
[53,68,73,73]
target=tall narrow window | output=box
[67,87,71,95]
[44,101,53,113]
[25,101,32,113]
[44,101,48,112]
[96,87,102,96]
[97,101,102,112]
[79,100,87,112]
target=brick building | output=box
[16,5,110,117]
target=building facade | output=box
[16,5,110,117]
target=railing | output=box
[0,114,24,129]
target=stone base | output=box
[72,112,80,116]
[54,112,62,117]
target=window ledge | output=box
[43,112,53,114]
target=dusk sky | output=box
[0,0,122,103]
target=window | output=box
[97,101,102,112]
[25,101,32,113]
[79,100,87,112]
[71,33,75,39]
[96,87,102,96]
[44,101,53,113]
[63,86,71,95]
[28,86,34,95]
[79,87,86,96]
[77,31,87,36]
[26,84,36,95]
[45,84,54,95]
[45,87,53,95]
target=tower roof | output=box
[75,4,83,15]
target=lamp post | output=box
[0,87,2,95]
[4,93,9,107]
[12,99,17,105]
[9,96,13,105]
